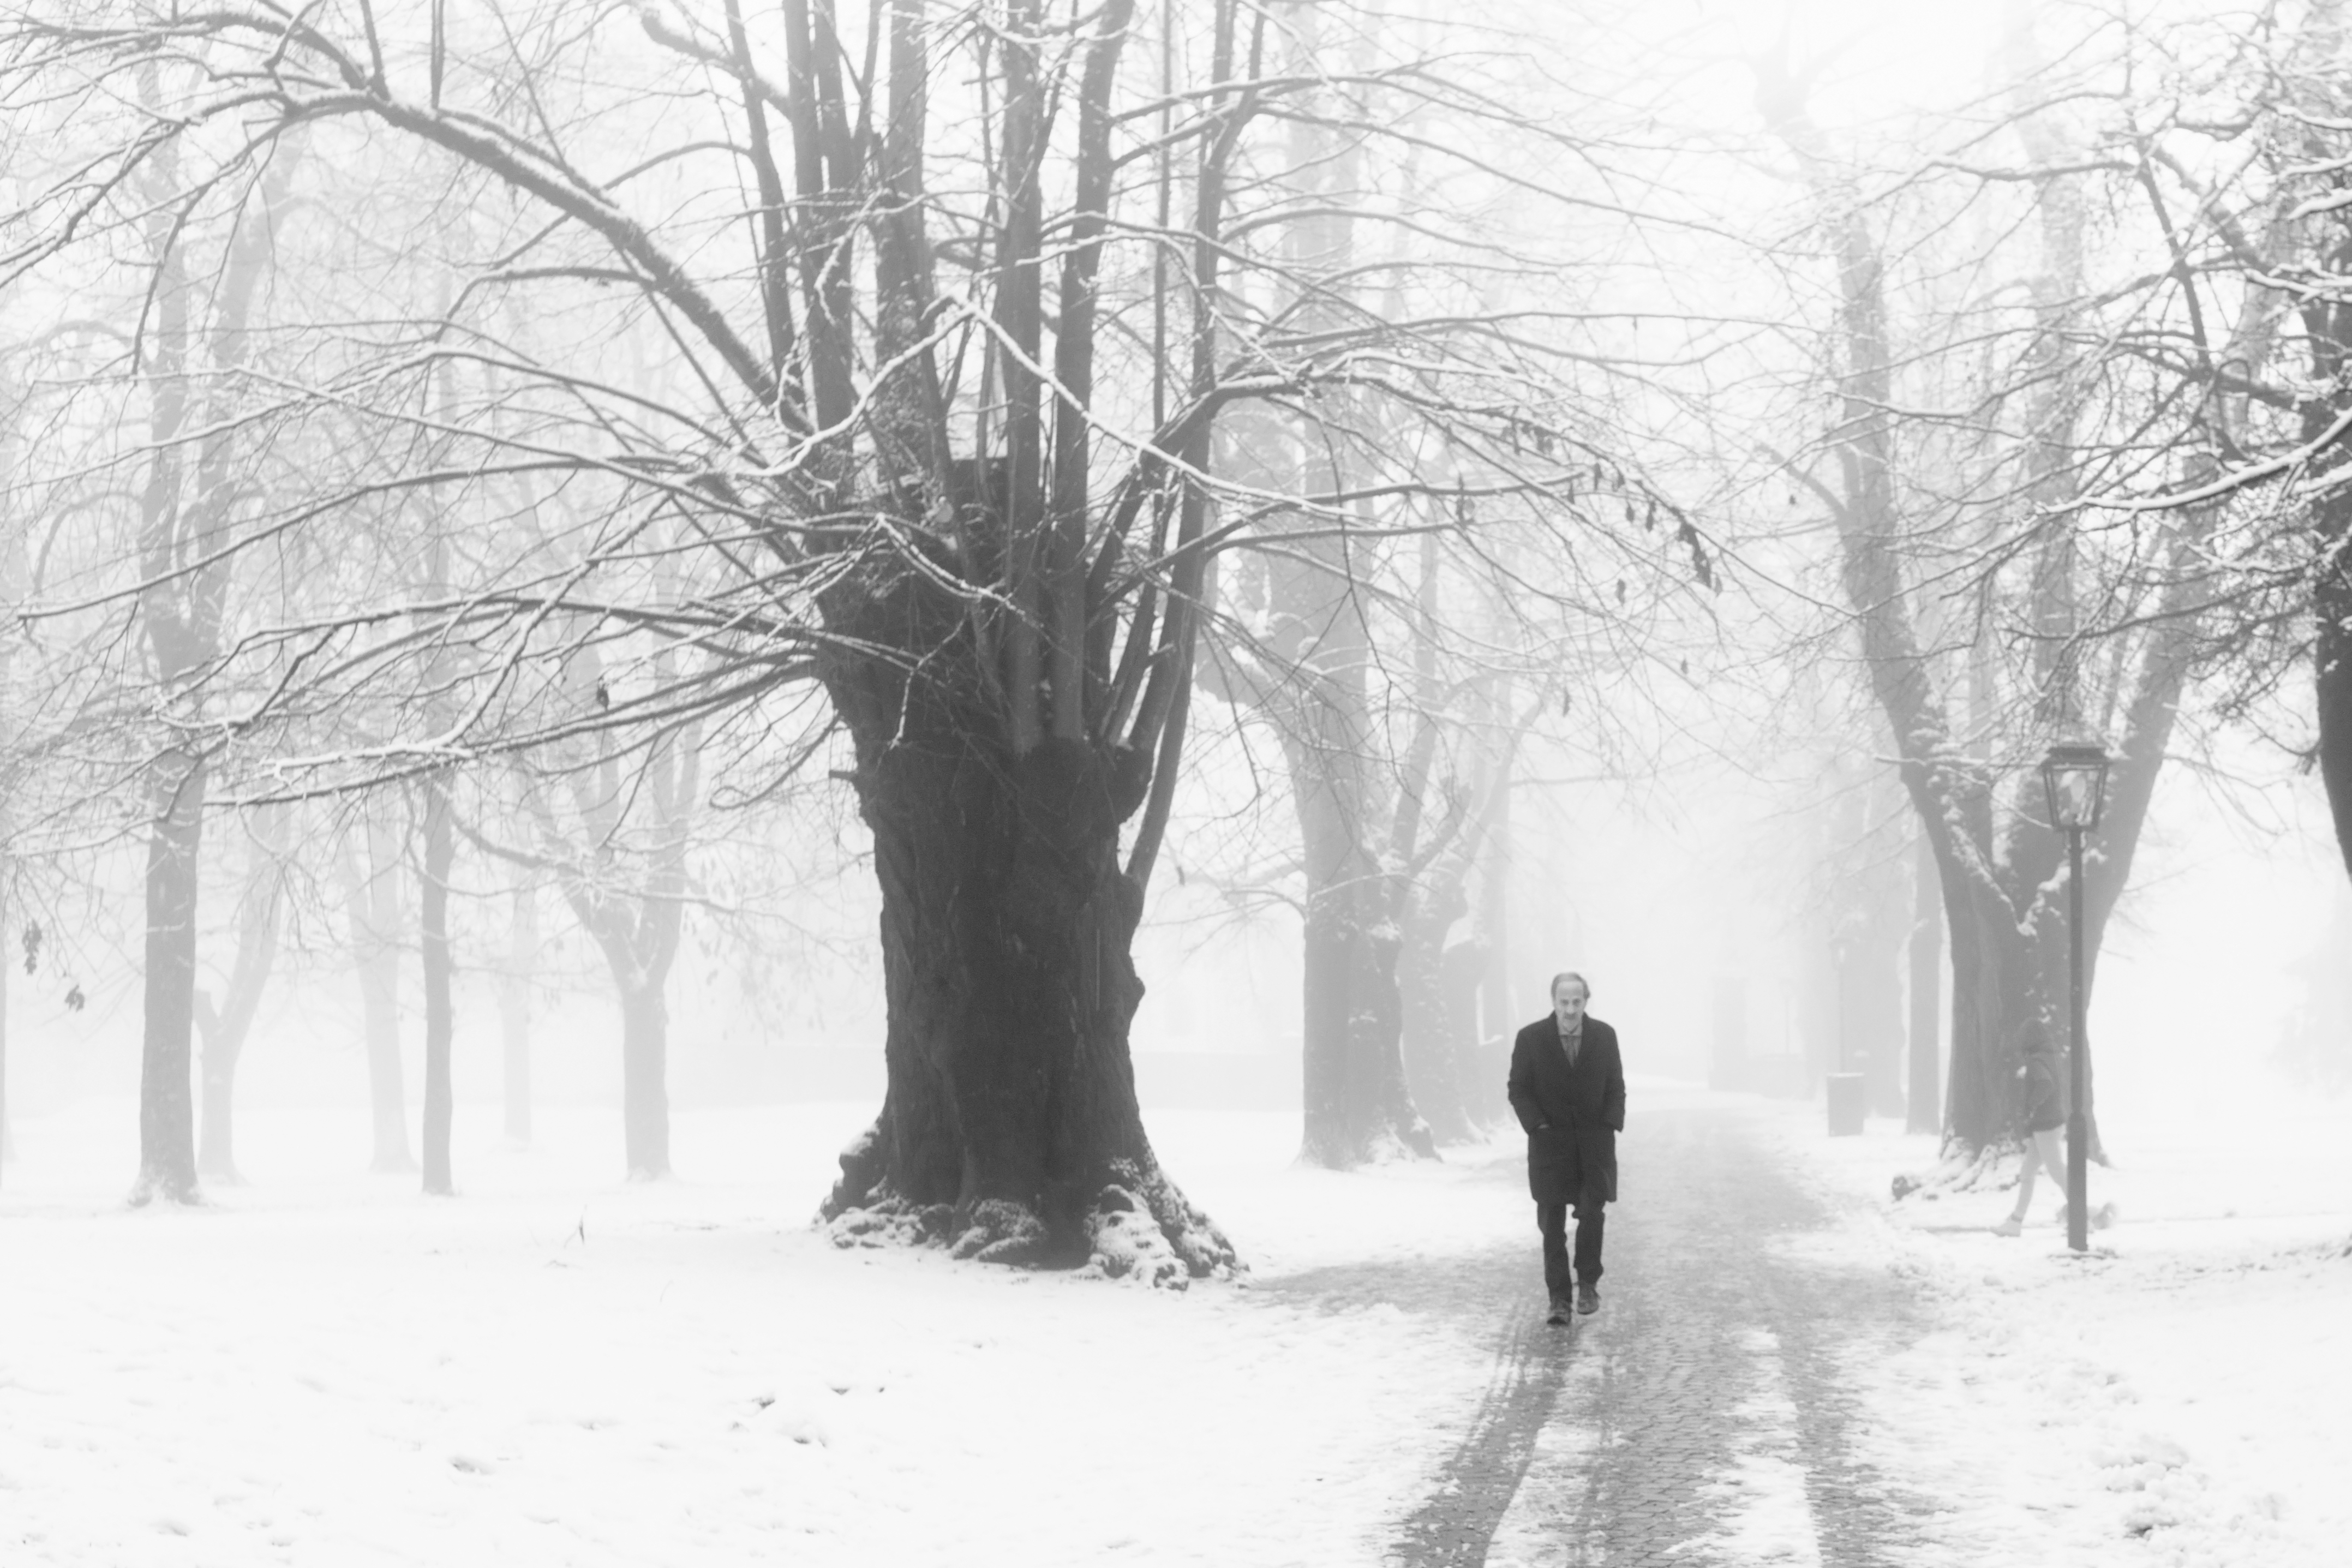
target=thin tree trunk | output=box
[134,752,206,1205]
[2320,514,2352,885]
[1396,894,1473,1144]
[195,803,289,1182]
[1906,834,1944,1134]
[420,776,455,1195]
[1,854,11,1176]
[1476,750,1513,1104]
[500,882,536,1147]
[1442,938,1491,1126]
[342,818,414,1173]
[620,982,669,1178]
[1393,690,1522,1145]
[1,391,15,1176]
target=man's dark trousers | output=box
[1507,1014,1626,1298]
[1536,1161,1608,1298]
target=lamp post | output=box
[2040,740,2111,1254]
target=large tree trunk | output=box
[1906,834,1943,1134]
[342,818,414,1174]
[822,734,1235,1285]
[134,752,207,1205]
[420,777,455,1195]
[1939,871,2045,1148]
[500,883,536,1148]
[195,803,289,1182]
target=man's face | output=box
[1553,980,1588,1028]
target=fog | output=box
[4,0,2351,1561]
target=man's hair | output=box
[1549,971,1591,1001]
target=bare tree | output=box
[1749,16,2225,1154]
[3,1,1707,1271]
[502,650,704,1182]
[2039,1,2352,895]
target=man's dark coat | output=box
[1507,1014,1626,1206]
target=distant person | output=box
[1508,972,1626,1324]
[1994,1025,2066,1237]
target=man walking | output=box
[1508,972,1625,1324]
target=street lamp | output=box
[2040,739,2111,1254]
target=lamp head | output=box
[2039,739,2111,834]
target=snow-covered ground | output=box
[0,1099,1518,1567]
[1768,1080,2352,1568]
[5,1075,2347,1566]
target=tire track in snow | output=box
[1253,1165,1585,1566]
[1276,1102,1941,1566]
[1387,1266,1584,1567]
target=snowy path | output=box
[1270,1103,1935,1567]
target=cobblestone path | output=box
[1265,1101,1935,1567]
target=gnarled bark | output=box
[820,729,1234,1286]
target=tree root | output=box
[1890,1139,2009,1202]
[127,1170,204,1207]
[819,1129,1238,1289]
[1079,1159,1238,1289]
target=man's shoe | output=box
[1545,1295,1571,1326]
[1992,1216,2023,1237]
[1575,1284,1599,1316]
